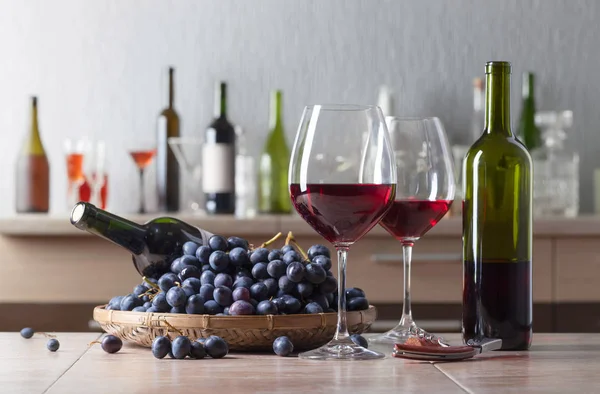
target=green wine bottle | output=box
[15,96,50,213]
[518,72,540,150]
[258,90,291,214]
[462,61,533,351]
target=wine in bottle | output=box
[518,72,540,150]
[70,202,212,278]
[462,61,533,351]
[15,96,50,213]
[156,67,180,212]
[258,90,292,214]
[203,82,236,214]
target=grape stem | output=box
[285,231,309,262]
[88,340,101,346]
[259,232,283,248]
[142,276,160,290]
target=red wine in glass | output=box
[380,199,453,240]
[289,183,395,244]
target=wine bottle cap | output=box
[485,61,511,74]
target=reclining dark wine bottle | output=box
[70,202,212,278]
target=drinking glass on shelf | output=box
[369,117,456,346]
[79,140,109,209]
[128,143,157,214]
[289,104,397,360]
[64,138,90,208]
[168,137,204,213]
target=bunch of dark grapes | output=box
[105,233,370,316]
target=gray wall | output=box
[0,0,597,215]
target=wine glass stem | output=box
[334,246,350,340]
[401,241,414,323]
[139,168,145,214]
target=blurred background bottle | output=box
[15,96,49,213]
[470,77,485,142]
[258,90,291,214]
[531,110,579,217]
[234,126,257,218]
[518,72,541,150]
[203,82,236,214]
[156,67,180,212]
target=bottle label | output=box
[202,143,234,193]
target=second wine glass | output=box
[289,104,396,360]
[369,117,456,345]
[129,143,157,214]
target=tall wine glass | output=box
[128,143,157,214]
[289,104,397,360]
[369,117,456,345]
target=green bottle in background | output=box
[462,61,533,351]
[258,90,291,214]
[518,72,540,150]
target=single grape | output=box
[179,265,201,281]
[209,250,230,272]
[214,273,233,289]
[208,235,228,252]
[284,296,302,314]
[170,306,186,313]
[229,300,255,315]
[152,293,170,312]
[262,278,278,297]
[286,262,305,283]
[307,244,331,259]
[200,270,216,286]
[146,306,159,313]
[281,245,296,254]
[250,248,269,265]
[142,278,158,290]
[278,276,294,293]
[107,295,124,310]
[132,284,146,296]
[232,287,251,302]
[199,284,215,301]
[223,307,230,315]
[201,264,212,272]
[183,286,196,298]
[234,267,252,280]
[276,289,287,298]
[271,297,286,314]
[308,293,330,311]
[204,300,223,315]
[229,247,250,267]
[249,298,258,309]
[120,294,143,311]
[283,250,301,265]
[180,255,201,269]
[348,296,369,311]
[182,277,202,292]
[204,336,229,359]
[166,287,187,308]
[158,273,179,292]
[305,263,327,284]
[250,282,268,301]
[296,281,313,298]
[256,300,278,315]
[20,327,34,339]
[303,302,323,314]
[182,241,200,256]
[312,255,332,271]
[172,336,192,359]
[101,335,123,353]
[227,236,249,251]
[251,262,269,280]
[318,276,337,294]
[132,306,147,312]
[189,341,206,359]
[213,286,234,307]
[141,295,150,303]
[143,301,152,309]
[47,338,60,352]
[232,276,254,290]
[268,249,283,262]
[152,336,171,359]
[170,258,185,274]
[325,292,335,306]
[273,336,293,356]
[345,288,366,300]
[185,294,205,314]
[350,334,368,348]
[267,260,287,279]
[196,245,213,265]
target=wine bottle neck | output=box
[484,64,512,136]
[214,82,227,119]
[269,90,283,132]
[168,68,175,108]
[522,72,535,101]
[28,96,44,155]
[70,202,147,256]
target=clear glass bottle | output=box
[234,126,256,218]
[531,110,579,217]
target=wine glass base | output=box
[299,339,385,361]
[369,323,448,346]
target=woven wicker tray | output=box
[94,305,377,351]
